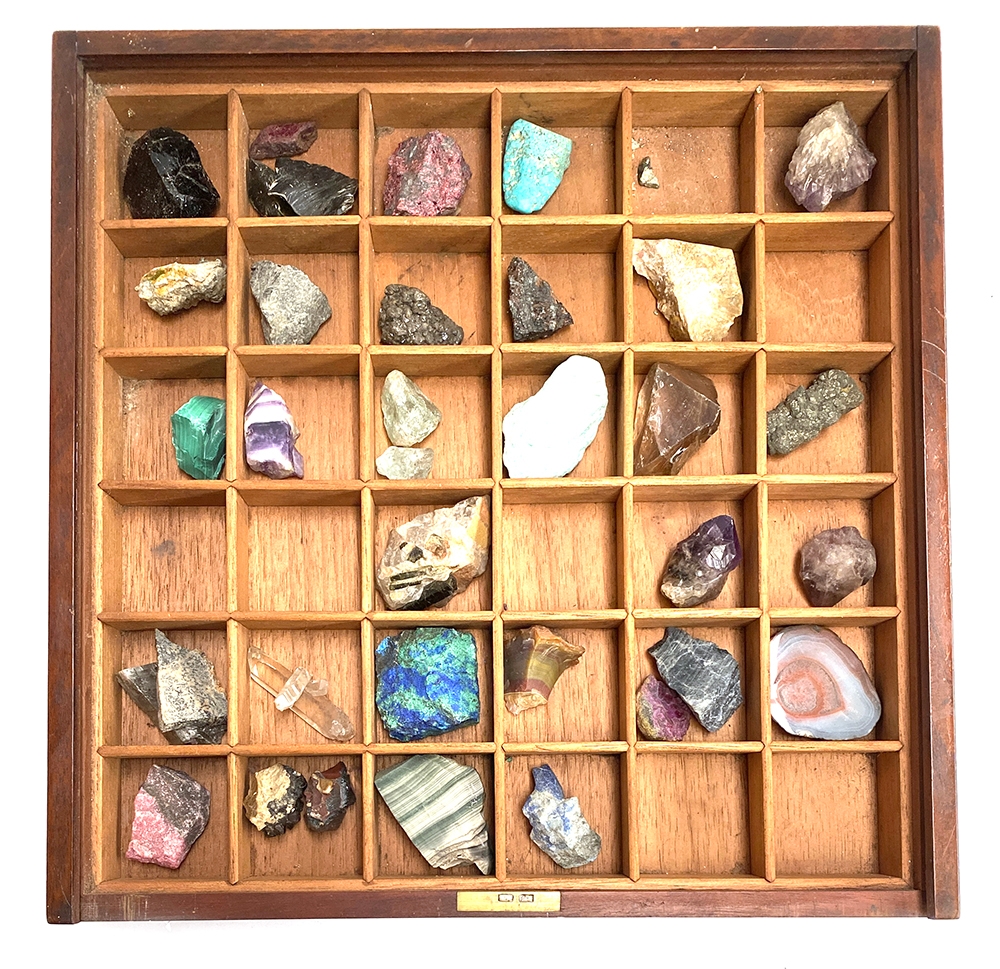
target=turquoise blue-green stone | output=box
[170,395,226,480]
[375,627,480,741]
[502,119,572,214]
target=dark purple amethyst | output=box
[636,675,690,741]
[250,121,318,160]
[660,514,742,607]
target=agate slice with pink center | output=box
[770,625,881,740]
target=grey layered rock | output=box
[155,630,228,744]
[767,369,864,456]
[649,627,742,732]
[507,256,574,342]
[250,260,331,345]
[381,370,442,446]
[378,284,464,345]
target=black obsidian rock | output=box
[247,156,357,217]
[378,284,464,345]
[123,127,220,219]
[246,159,294,217]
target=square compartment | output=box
[629,88,756,215]
[241,625,363,745]
[373,492,494,613]
[245,499,362,612]
[503,623,623,743]
[371,351,491,480]
[636,752,752,875]
[501,493,622,612]
[505,753,622,876]
[103,755,229,882]
[372,623,493,744]
[375,753,494,876]
[502,352,622,479]
[105,497,227,613]
[370,91,492,217]
[501,90,621,215]
[635,624,750,742]
[240,755,362,879]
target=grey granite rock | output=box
[767,369,864,456]
[250,260,331,345]
[155,630,228,744]
[378,284,464,345]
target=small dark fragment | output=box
[247,159,294,217]
[799,525,877,607]
[507,256,574,342]
[244,764,307,837]
[637,155,660,188]
[250,121,318,159]
[304,763,357,832]
[378,284,464,345]
[123,127,220,219]
[767,369,864,456]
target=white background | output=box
[3,1,995,963]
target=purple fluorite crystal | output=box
[636,675,690,741]
[660,514,742,607]
[244,382,304,479]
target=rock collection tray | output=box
[48,28,955,920]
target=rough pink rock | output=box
[126,764,210,869]
[636,675,690,741]
[249,121,318,160]
[383,130,472,216]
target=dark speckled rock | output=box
[767,369,863,456]
[507,256,574,342]
[154,630,227,744]
[378,284,464,345]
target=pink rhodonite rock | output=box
[383,130,472,216]
[635,675,690,741]
[126,764,210,869]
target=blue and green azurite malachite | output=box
[502,119,572,214]
[375,627,480,741]
[170,395,226,480]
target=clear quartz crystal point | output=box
[248,646,355,740]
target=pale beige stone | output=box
[632,238,743,342]
[136,259,227,316]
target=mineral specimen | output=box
[784,102,877,213]
[633,362,721,475]
[799,526,877,607]
[244,382,305,479]
[376,755,492,872]
[377,284,464,345]
[118,661,220,745]
[126,765,210,869]
[503,625,585,715]
[268,156,357,217]
[507,256,574,342]
[633,238,743,342]
[635,675,690,741]
[381,370,442,446]
[649,627,743,732]
[155,629,228,743]
[637,156,660,188]
[660,515,742,607]
[170,396,227,481]
[503,119,572,214]
[375,627,480,741]
[244,764,307,836]
[250,260,331,345]
[247,645,355,741]
[250,121,318,159]
[767,369,863,456]
[770,625,881,739]
[123,127,220,220]
[502,355,608,478]
[383,130,472,216]
[304,763,356,832]
[522,764,601,869]
[376,447,434,480]
[246,158,293,217]
[136,259,226,316]
[376,496,490,610]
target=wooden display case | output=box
[49,27,956,921]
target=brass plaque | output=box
[456,891,561,912]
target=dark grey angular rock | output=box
[799,525,877,607]
[507,256,574,342]
[767,369,864,456]
[155,630,228,744]
[269,156,357,216]
[637,155,659,188]
[378,284,464,345]
[649,627,742,732]
[116,662,218,745]
[250,260,332,345]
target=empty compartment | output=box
[239,755,363,879]
[500,89,621,215]
[505,753,622,876]
[370,349,492,480]
[630,87,757,215]
[636,752,751,874]
[370,90,492,217]
[374,753,494,877]
[240,624,363,745]
[503,621,624,743]
[101,755,229,883]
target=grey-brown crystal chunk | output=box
[633,362,721,475]
[767,369,863,456]
[799,525,877,607]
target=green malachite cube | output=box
[170,396,227,480]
